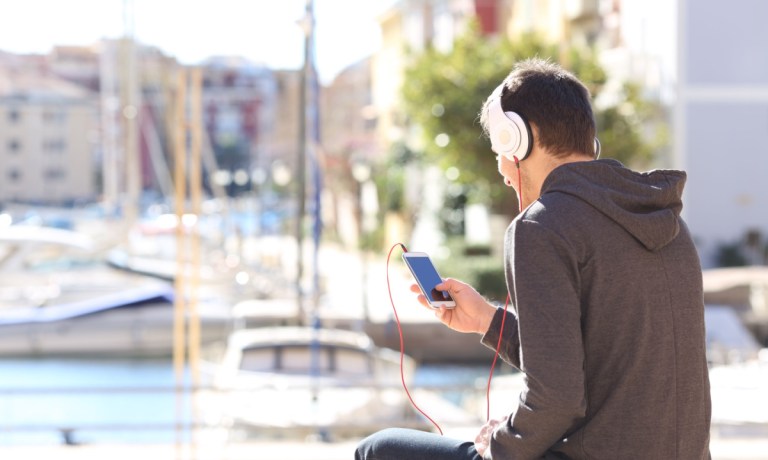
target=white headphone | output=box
[487,83,600,161]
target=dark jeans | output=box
[355,428,482,460]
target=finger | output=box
[435,279,450,291]
[408,284,430,308]
[435,277,460,291]
[416,294,430,308]
[474,426,490,444]
[434,307,452,326]
[474,424,492,455]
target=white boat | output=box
[105,213,282,302]
[710,351,768,428]
[202,326,436,440]
[704,305,768,444]
[703,266,768,344]
[0,225,233,357]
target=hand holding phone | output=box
[402,252,456,309]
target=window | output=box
[43,139,66,153]
[240,347,276,372]
[8,109,20,123]
[44,168,65,181]
[364,116,377,131]
[7,139,20,153]
[334,348,371,376]
[279,346,331,373]
[8,169,21,182]
[42,109,66,124]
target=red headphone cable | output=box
[386,242,512,432]
[486,294,510,421]
[485,156,519,419]
[386,242,444,434]
[513,155,522,212]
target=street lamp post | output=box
[250,167,267,239]
[295,0,315,326]
[352,160,372,323]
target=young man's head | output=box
[480,58,597,159]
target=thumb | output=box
[435,278,455,291]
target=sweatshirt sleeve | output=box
[488,219,587,459]
[481,307,522,369]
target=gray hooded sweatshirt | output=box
[481,159,711,459]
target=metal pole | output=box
[359,181,369,322]
[295,0,313,326]
[172,68,187,455]
[188,66,203,457]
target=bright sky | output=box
[0,0,398,84]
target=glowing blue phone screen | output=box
[405,256,453,302]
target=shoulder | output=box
[508,191,599,259]
[518,191,591,228]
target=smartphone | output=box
[402,252,456,309]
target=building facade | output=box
[0,56,100,205]
[676,0,768,267]
[373,0,505,157]
[200,56,277,196]
[0,44,290,208]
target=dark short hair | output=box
[480,58,596,158]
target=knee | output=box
[355,428,404,460]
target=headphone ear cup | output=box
[488,97,532,161]
[594,138,601,159]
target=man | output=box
[355,58,711,459]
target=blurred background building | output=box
[0,0,764,266]
[1,0,768,454]
[0,50,100,205]
[677,0,768,267]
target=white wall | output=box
[677,0,768,267]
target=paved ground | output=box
[3,433,768,460]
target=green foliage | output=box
[473,267,508,303]
[376,141,418,213]
[401,23,661,213]
[595,82,668,169]
[435,236,508,303]
[402,27,562,213]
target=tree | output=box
[401,24,659,215]
[594,82,668,169]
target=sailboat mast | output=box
[121,0,141,226]
[99,40,119,215]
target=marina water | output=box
[0,356,495,446]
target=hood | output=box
[541,159,686,251]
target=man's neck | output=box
[524,152,593,208]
